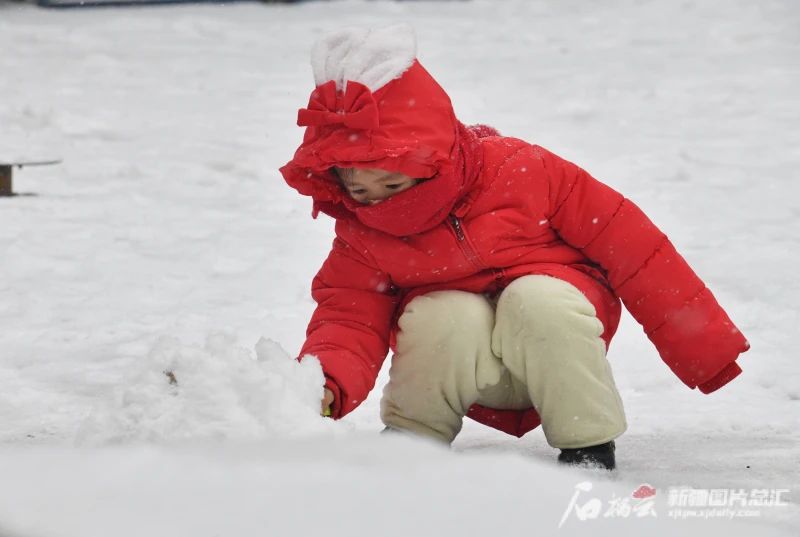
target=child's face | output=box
[334,167,418,205]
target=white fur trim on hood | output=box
[310,24,417,92]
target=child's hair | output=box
[331,166,353,183]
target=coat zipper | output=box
[448,215,485,270]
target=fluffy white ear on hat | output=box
[310,24,417,92]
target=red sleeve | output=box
[537,146,749,392]
[300,229,398,418]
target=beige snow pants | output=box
[380,275,627,448]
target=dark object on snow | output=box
[164,370,178,386]
[558,440,616,471]
[0,160,61,198]
[37,0,261,8]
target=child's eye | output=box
[385,184,402,190]
[350,189,367,195]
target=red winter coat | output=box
[281,60,750,438]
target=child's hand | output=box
[321,387,335,417]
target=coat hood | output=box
[280,25,487,237]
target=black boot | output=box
[558,440,616,470]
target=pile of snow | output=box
[77,335,333,443]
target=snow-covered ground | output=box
[1,0,798,535]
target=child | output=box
[280,25,749,470]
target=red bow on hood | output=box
[297,80,380,131]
